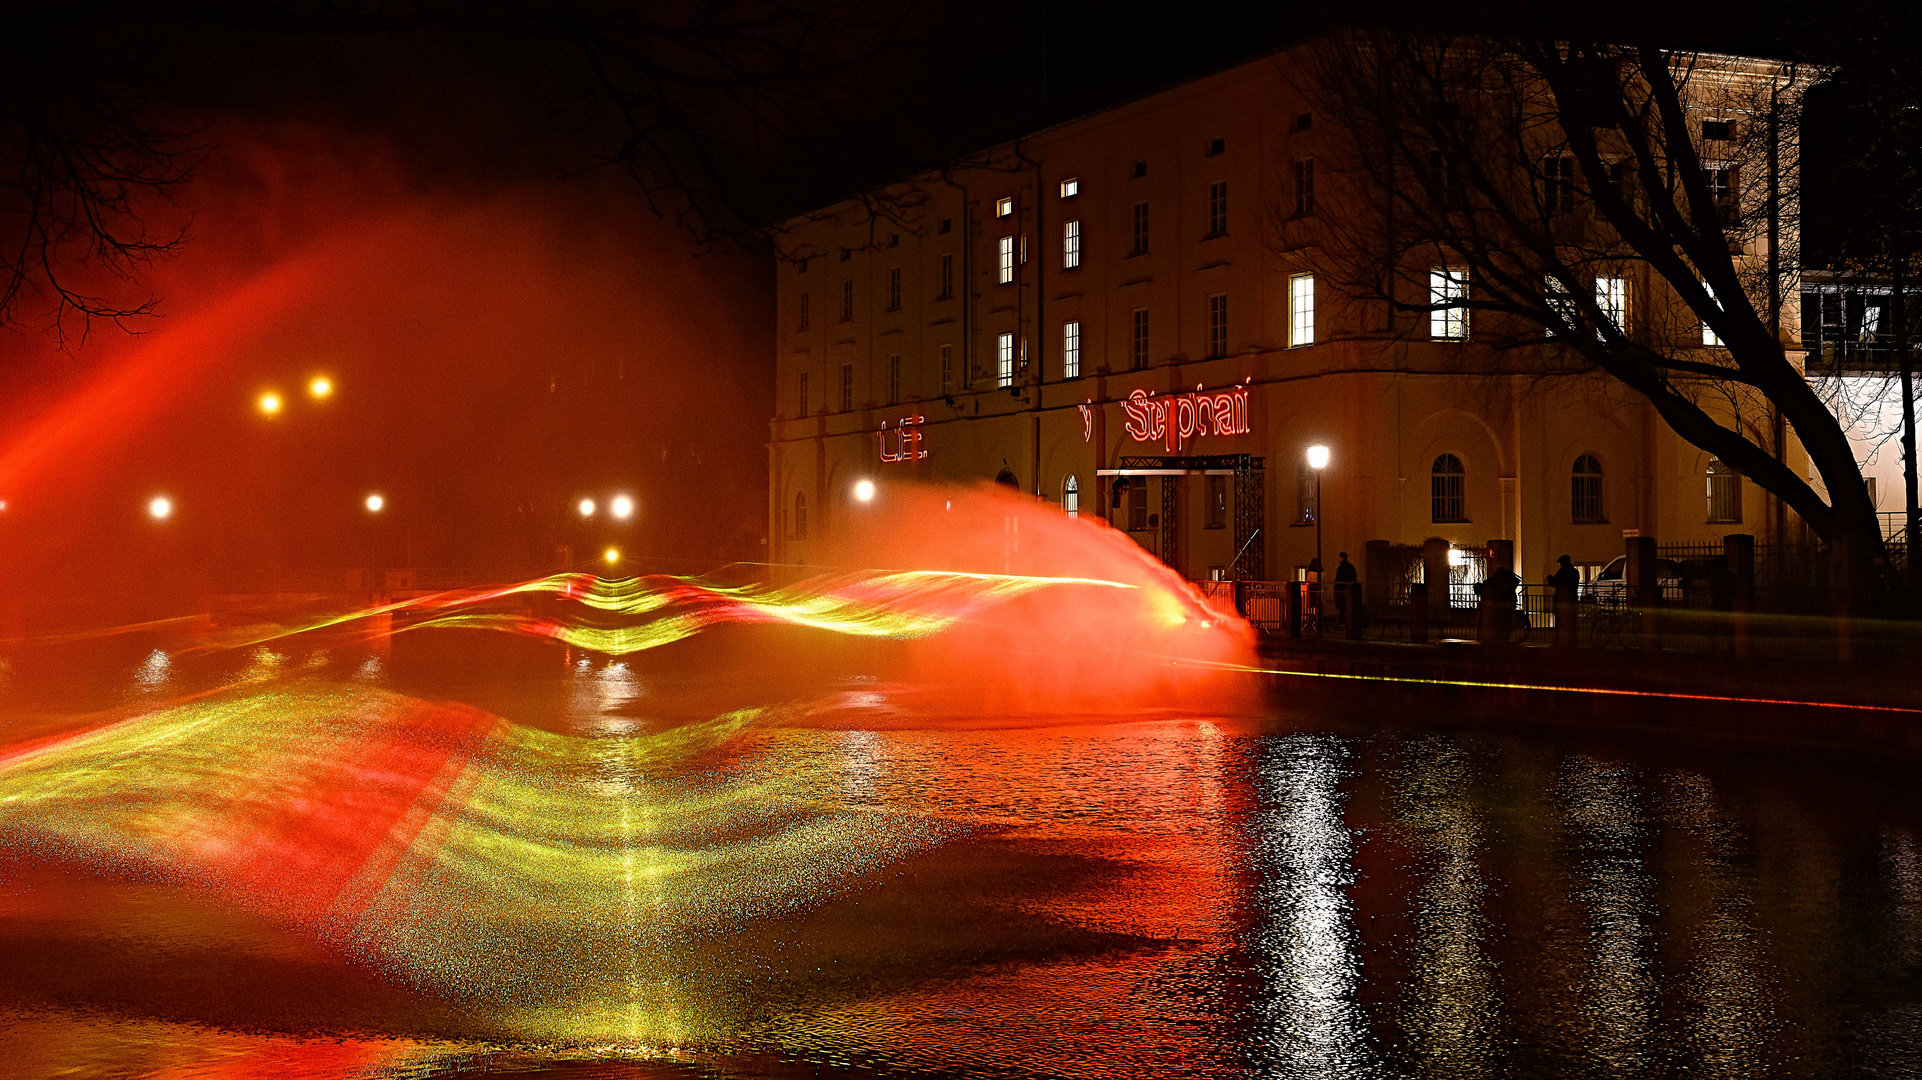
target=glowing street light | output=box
[308,375,333,399]
[577,498,596,518]
[603,546,620,565]
[148,495,173,521]
[610,495,634,520]
[853,479,875,502]
[257,391,283,416]
[364,493,385,513]
[1307,444,1330,636]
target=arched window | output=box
[792,492,809,539]
[995,469,1019,489]
[1063,475,1080,517]
[1707,458,1742,523]
[1431,454,1467,523]
[1571,454,1606,523]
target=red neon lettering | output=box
[877,415,931,463]
[1120,384,1250,450]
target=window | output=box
[887,233,899,248]
[1572,454,1605,523]
[1063,320,1081,379]
[1206,137,1225,157]
[995,196,1014,218]
[798,291,810,331]
[1707,458,1742,523]
[796,258,809,274]
[1128,480,1148,531]
[1868,475,1880,509]
[1705,164,1738,223]
[1130,202,1149,255]
[1597,161,1630,218]
[1207,293,1228,358]
[1702,119,1736,142]
[1295,112,1313,131]
[886,267,901,311]
[1063,220,1081,269]
[1289,274,1315,347]
[1430,150,1464,208]
[1294,160,1315,216]
[1296,458,1317,524]
[1596,277,1627,337]
[996,235,1015,285]
[937,253,954,299]
[839,362,853,412]
[1207,180,1228,237]
[997,332,1015,388]
[792,492,808,539]
[1060,177,1079,198]
[887,354,900,404]
[1430,267,1468,340]
[1131,308,1149,369]
[940,343,954,394]
[1063,475,1079,518]
[841,279,854,321]
[1432,454,1467,523]
[1701,279,1723,346]
[1545,276,1576,337]
[798,371,809,417]
[1542,155,1577,215]
[939,218,952,234]
[1131,160,1148,179]
[840,248,851,262]
[1205,474,1228,529]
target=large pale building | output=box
[767,40,1803,588]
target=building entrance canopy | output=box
[1096,454,1265,579]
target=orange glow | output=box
[610,495,633,520]
[577,497,595,518]
[148,495,173,520]
[308,375,333,399]
[364,493,384,513]
[257,391,283,415]
[603,546,619,564]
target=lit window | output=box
[1707,457,1742,523]
[1207,294,1227,358]
[1205,474,1227,529]
[1430,267,1468,340]
[1063,475,1079,517]
[1063,220,1081,269]
[1572,454,1605,523]
[1130,202,1149,255]
[840,362,853,411]
[1207,181,1227,236]
[997,236,1015,285]
[997,332,1015,388]
[1294,160,1314,216]
[1131,308,1149,369]
[940,343,953,394]
[996,197,1014,217]
[887,354,900,404]
[1701,279,1723,346]
[1060,178,1079,198]
[1432,454,1466,523]
[1289,274,1315,347]
[1063,320,1081,379]
[1596,277,1627,337]
[1545,276,1576,337]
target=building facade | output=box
[768,43,1805,588]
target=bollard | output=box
[1410,582,1429,644]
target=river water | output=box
[0,626,1917,1079]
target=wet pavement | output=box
[0,626,1917,1079]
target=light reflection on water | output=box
[0,633,1918,1079]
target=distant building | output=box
[768,40,1806,587]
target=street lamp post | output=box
[1306,444,1330,635]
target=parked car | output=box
[1582,556,1682,603]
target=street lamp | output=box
[603,546,621,566]
[578,498,596,518]
[610,495,634,520]
[853,479,875,502]
[364,493,385,514]
[308,375,333,400]
[257,391,283,416]
[1307,444,1329,634]
[148,495,173,521]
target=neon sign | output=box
[1121,383,1251,451]
[877,415,930,463]
[1077,403,1093,442]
